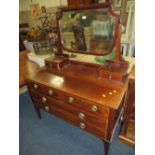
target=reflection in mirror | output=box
[59,8,116,55]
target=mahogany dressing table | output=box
[26,2,129,155]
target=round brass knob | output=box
[68,97,74,103]
[79,113,85,119]
[109,92,113,95]
[45,106,49,111]
[33,84,38,89]
[80,122,85,129]
[49,90,54,95]
[113,90,117,93]
[109,74,112,80]
[91,105,98,112]
[42,97,47,103]
[102,94,106,98]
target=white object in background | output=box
[126,1,134,13]
[121,2,135,57]
[23,40,35,53]
[124,4,133,41]
[128,43,135,57]
[121,43,128,56]
[27,53,51,67]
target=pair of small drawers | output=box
[28,81,109,138]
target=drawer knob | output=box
[68,97,74,103]
[49,90,54,95]
[42,97,47,103]
[80,122,86,129]
[91,105,98,112]
[113,90,117,93]
[79,113,85,119]
[45,106,49,111]
[33,84,38,89]
[109,74,112,80]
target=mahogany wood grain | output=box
[30,90,108,126]
[32,97,107,139]
[28,81,109,117]
[26,3,129,155]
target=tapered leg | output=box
[104,141,110,155]
[34,105,41,119]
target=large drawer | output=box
[27,81,109,117]
[32,96,107,139]
[31,90,108,131]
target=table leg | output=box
[104,141,110,155]
[34,106,41,119]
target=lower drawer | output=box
[33,97,106,139]
[30,91,108,131]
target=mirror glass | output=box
[59,8,116,55]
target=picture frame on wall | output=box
[30,4,40,19]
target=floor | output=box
[19,92,135,155]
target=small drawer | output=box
[27,81,59,99]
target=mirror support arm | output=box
[115,24,121,63]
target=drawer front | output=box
[31,90,108,129]
[61,93,109,117]
[32,97,106,139]
[27,81,60,99]
[27,81,109,118]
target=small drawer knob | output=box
[45,106,49,111]
[49,90,54,95]
[91,105,98,112]
[80,122,86,129]
[33,84,38,89]
[68,97,74,103]
[113,90,117,93]
[42,97,47,103]
[79,113,85,119]
[109,74,112,80]
[109,92,113,95]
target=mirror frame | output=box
[56,2,121,59]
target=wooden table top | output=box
[27,64,128,110]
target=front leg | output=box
[34,105,41,119]
[103,141,110,155]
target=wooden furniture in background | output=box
[19,51,39,88]
[67,0,93,7]
[119,66,135,146]
[26,3,129,155]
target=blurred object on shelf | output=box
[31,12,58,55]
[23,40,35,53]
[19,34,26,51]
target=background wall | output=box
[19,0,67,11]
[19,0,134,29]
[19,0,67,27]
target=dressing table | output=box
[26,2,129,155]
